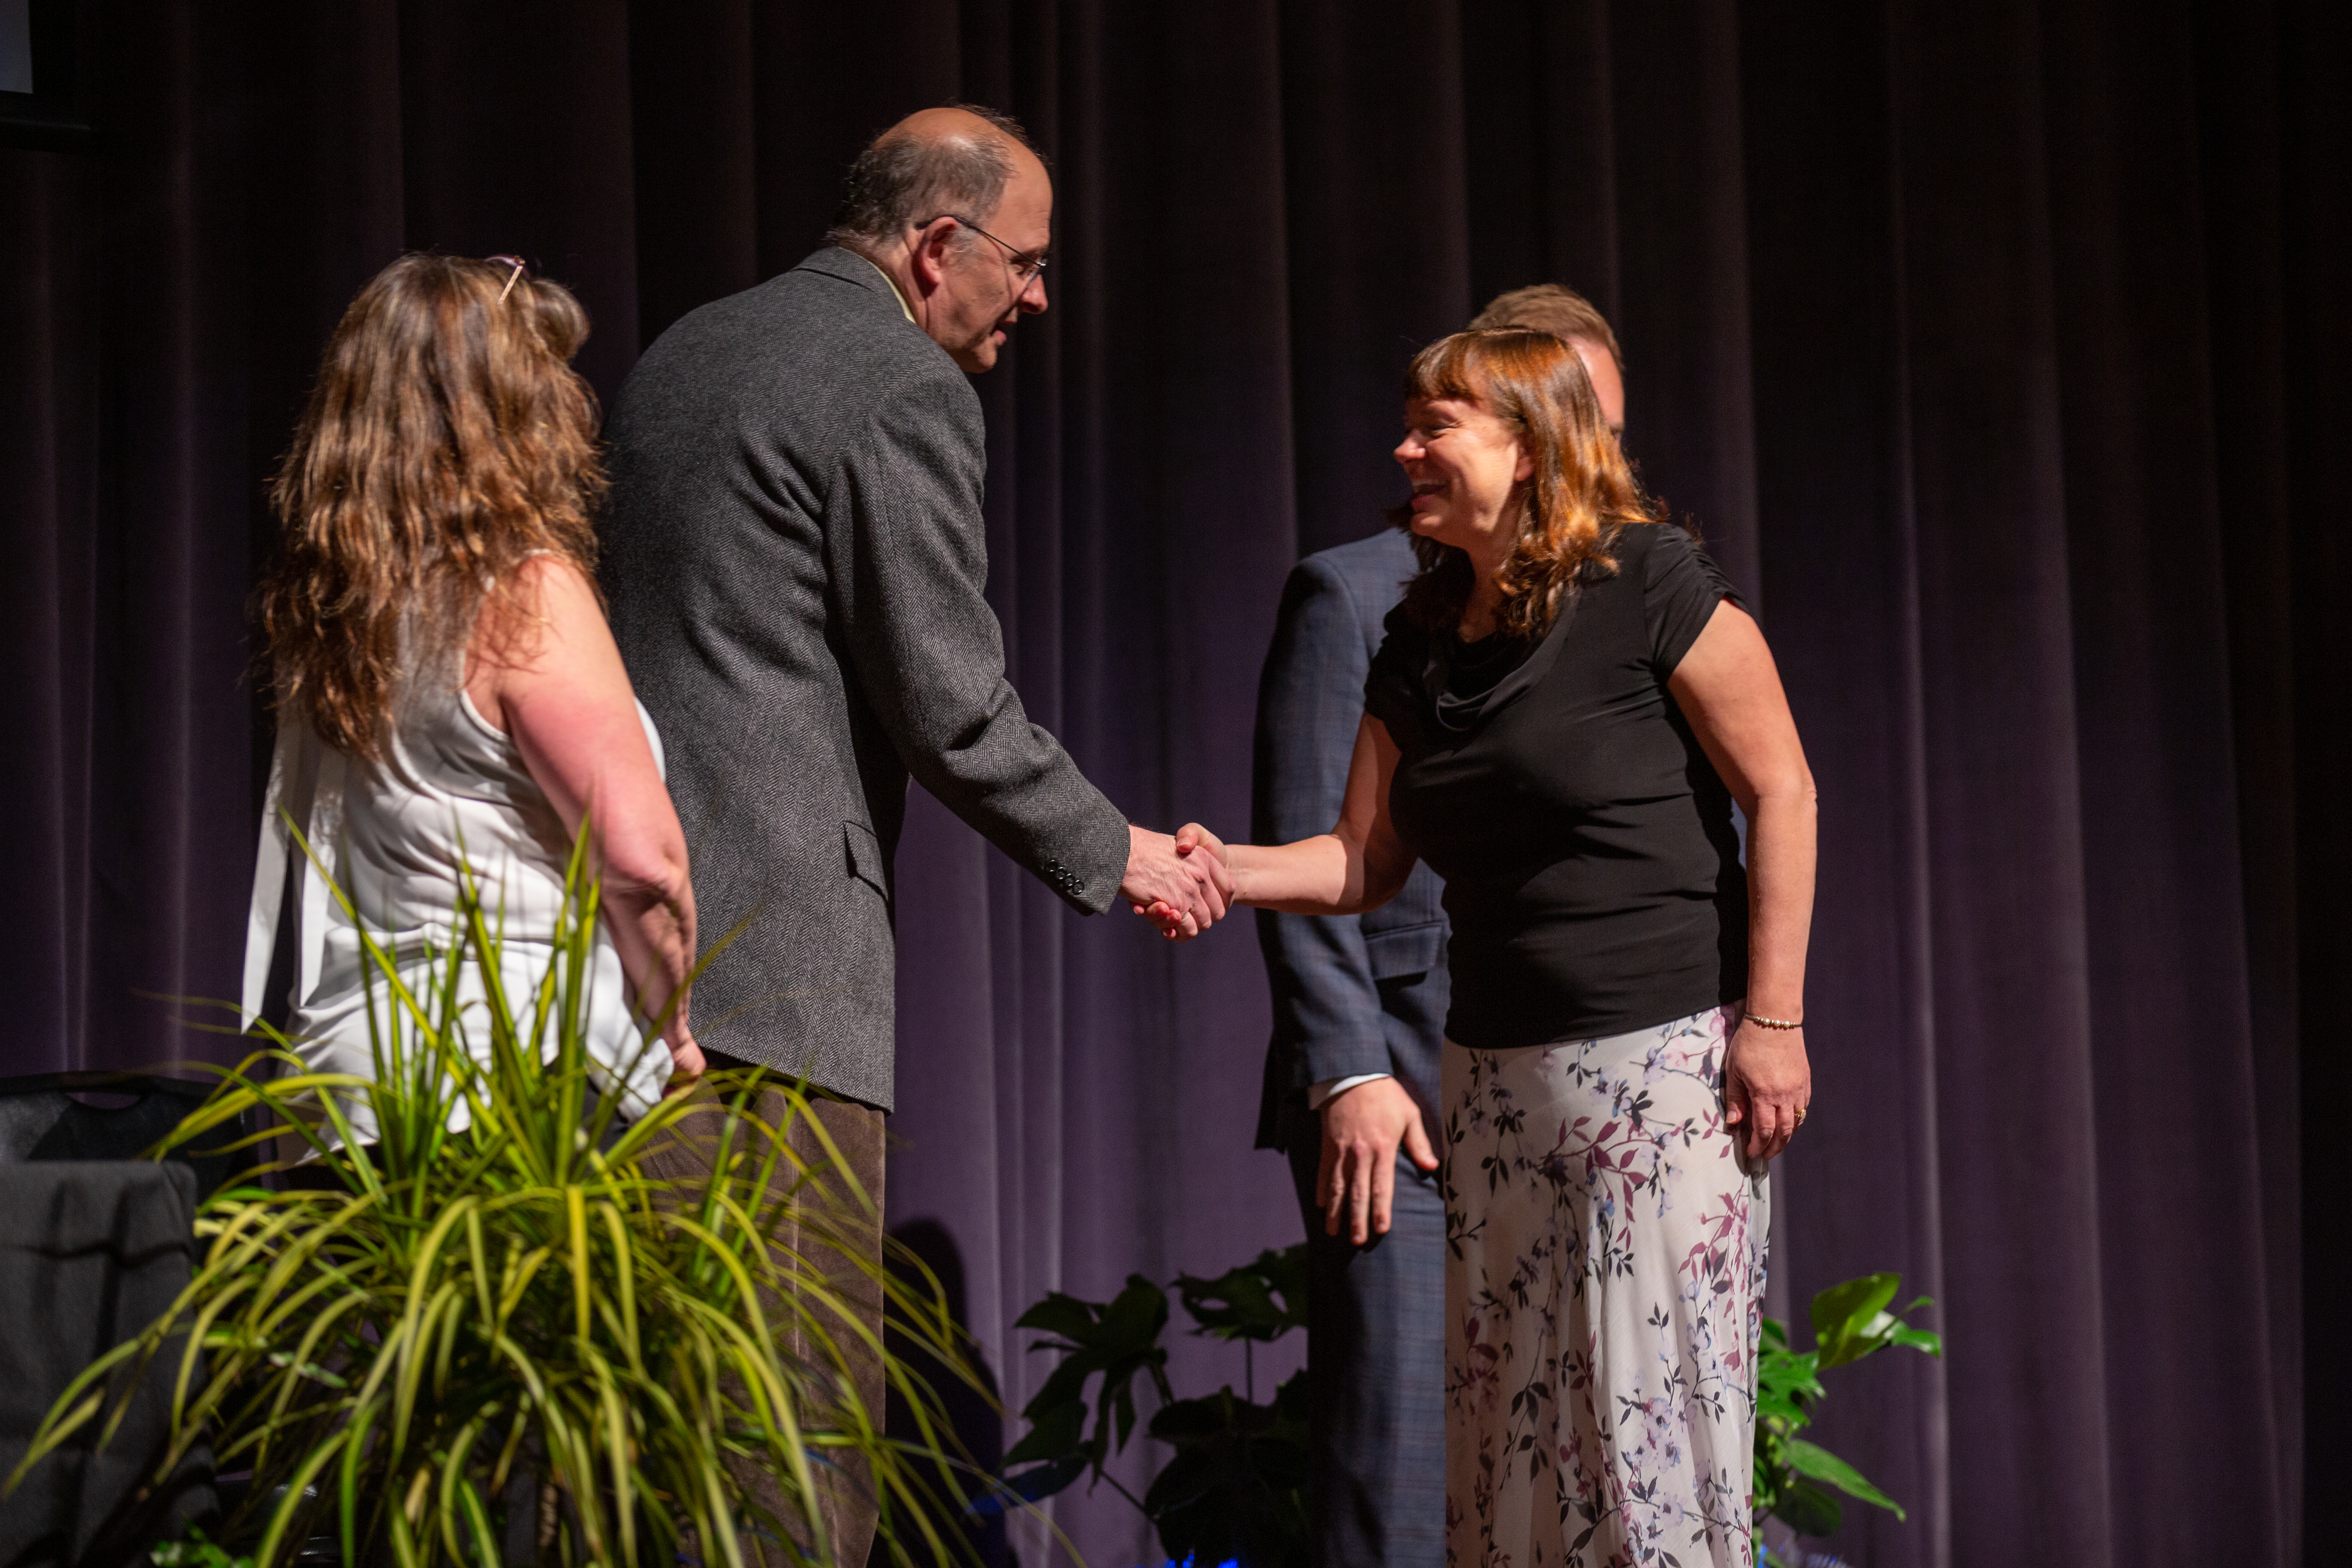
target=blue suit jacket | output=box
[1252,528,1450,1150]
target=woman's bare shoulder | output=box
[469,550,606,694]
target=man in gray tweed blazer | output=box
[602,105,1229,1562]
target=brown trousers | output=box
[639,1068,887,1568]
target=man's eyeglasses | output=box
[930,215,1048,283]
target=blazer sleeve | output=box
[829,366,1131,913]
[1251,556,1395,1087]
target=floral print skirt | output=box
[1442,1006,1769,1568]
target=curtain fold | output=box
[1,3,2335,1562]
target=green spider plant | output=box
[5,825,987,1568]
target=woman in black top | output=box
[1174,330,1814,1567]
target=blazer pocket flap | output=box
[1362,920,1444,981]
[844,821,890,898]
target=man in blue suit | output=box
[1252,285,1628,1567]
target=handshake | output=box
[1119,823,1234,941]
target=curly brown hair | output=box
[1398,328,1665,642]
[258,254,606,761]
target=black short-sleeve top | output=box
[1363,523,1749,1050]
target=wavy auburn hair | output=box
[259,254,605,761]
[1398,328,1666,642]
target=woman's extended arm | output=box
[467,556,702,1082]
[1177,714,1417,916]
[1668,599,1817,1161]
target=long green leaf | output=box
[1785,1437,1905,1517]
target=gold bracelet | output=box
[1746,1012,1803,1030]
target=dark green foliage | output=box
[999,1275,1173,1508]
[1754,1272,1942,1540]
[994,1246,1312,1567]
[1144,1373,1309,1568]
[1172,1249,1308,1344]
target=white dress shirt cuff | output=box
[1308,1072,1392,1110]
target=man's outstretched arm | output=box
[831,368,1226,930]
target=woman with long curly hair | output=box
[1177,329,1815,1567]
[243,252,699,1137]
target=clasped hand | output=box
[1122,823,1235,940]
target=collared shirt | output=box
[856,252,917,324]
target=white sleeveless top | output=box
[241,650,672,1144]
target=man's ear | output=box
[911,220,957,293]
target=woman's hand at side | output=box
[1668,599,1818,1162]
[1723,1019,1808,1163]
[467,555,702,1089]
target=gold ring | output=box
[1795,1106,1808,1125]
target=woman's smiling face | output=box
[1394,393,1533,563]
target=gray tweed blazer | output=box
[601,247,1131,1110]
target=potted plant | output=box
[1755,1272,1942,1557]
[989,1248,1310,1568]
[7,838,982,1568]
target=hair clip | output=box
[486,254,527,302]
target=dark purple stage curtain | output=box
[2,3,2343,1563]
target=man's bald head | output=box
[826,104,1048,258]
[828,104,1055,373]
